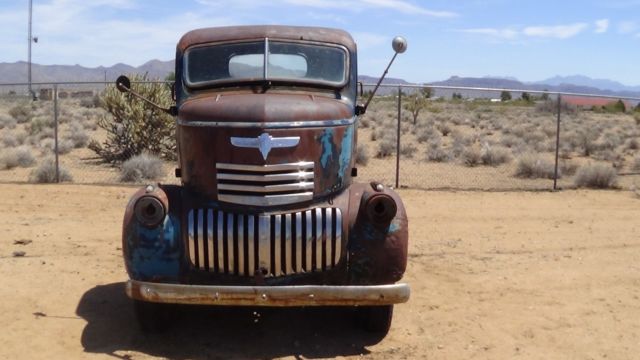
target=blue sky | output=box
[1,0,640,84]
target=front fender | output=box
[347,183,409,285]
[122,185,183,282]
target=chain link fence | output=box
[359,84,640,191]
[1,81,639,190]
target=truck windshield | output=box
[185,40,348,88]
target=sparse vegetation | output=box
[462,147,482,167]
[574,164,618,189]
[89,74,176,163]
[29,158,73,183]
[65,121,89,148]
[376,139,396,158]
[356,144,369,166]
[426,141,450,163]
[119,153,165,183]
[0,146,35,169]
[403,88,431,124]
[514,154,556,179]
[9,103,34,123]
[481,145,511,166]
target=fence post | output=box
[553,93,562,190]
[395,86,402,189]
[53,84,60,183]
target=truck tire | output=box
[355,305,393,335]
[133,300,172,333]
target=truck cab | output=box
[121,25,409,336]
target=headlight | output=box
[365,193,397,224]
[134,196,166,228]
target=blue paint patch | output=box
[319,129,334,168]
[127,214,181,281]
[338,125,354,182]
[388,220,400,234]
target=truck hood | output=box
[179,92,354,123]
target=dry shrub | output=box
[1,132,18,148]
[514,154,556,179]
[28,116,54,135]
[462,147,482,167]
[359,117,371,129]
[355,144,369,166]
[571,127,599,156]
[0,114,17,130]
[598,132,622,151]
[65,121,89,148]
[416,126,438,143]
[400,143,417,158]
[1,129,27,147]
[56,139,74,155]
[426,141,450,163]
[481,145,511,166]
[120,153,165,183]
[0,146,35,169]
[29,158,73,183]
[376,139,396,158]
[560,160,578,176]
[633,156,640,171]
[574,164,618,189]
[625,138,639,151]
[9,102,34,123]
[500,135,527,152]
[437,123,452,136]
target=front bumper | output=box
[126,280,410,307]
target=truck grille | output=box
[216,162,314,206]
[187,208,343,277]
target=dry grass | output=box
[120,153,165,183]
[574,164,618,189]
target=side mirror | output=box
[116,75,131,93]
[392,36,408,54]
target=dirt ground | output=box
[1,184,639,359]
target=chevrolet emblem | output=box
[230,133,300,160]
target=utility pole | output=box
[28,0,38,100]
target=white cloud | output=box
[618,21,638,34]
[459,28,518,40]
[198,0,458,17]
[20,1,235,67]
[523,23,588,39]
[351,32,388,49]
[460,23,588,41]
[595,19,610,33]
[358,0,458,17]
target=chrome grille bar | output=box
[216,162,315,206]
[187,208,342,277]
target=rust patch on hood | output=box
[179,93,353,123]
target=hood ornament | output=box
[231,133,300,160]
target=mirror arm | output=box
[359,52,399,115]
[116,77,177,116]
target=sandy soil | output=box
[1,184,639,359]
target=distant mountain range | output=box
[1,60,639,98]
[0,60,174,83]
[429,76,640,98]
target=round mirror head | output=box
[116,75,131,93]
[392,36,408,54]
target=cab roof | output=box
[177,25,356,53]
